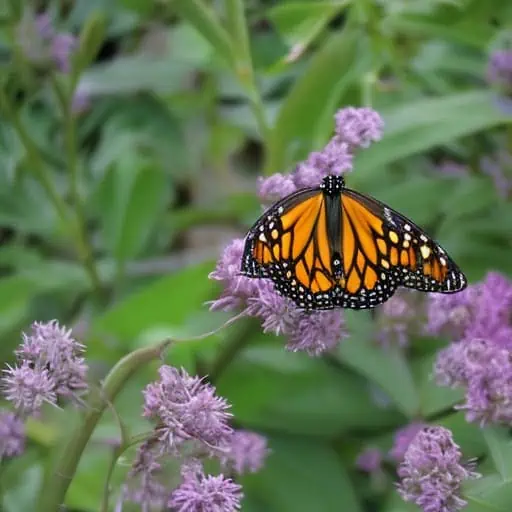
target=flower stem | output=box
[224,0,271,149]
[51,76,104,300]
[38,339,171,512]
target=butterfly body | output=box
[242,175,466,310]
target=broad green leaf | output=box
[93,261,216,346]
[412,352,464,417]
[335,311,420,417]
[2,457,42,512]
[242,434,363,512]
[217,344,401,436]
[356,91,512,178]
[78,55,197,96]
[483,426,512,481]
[96,155,169,263]
[386,14,494,49]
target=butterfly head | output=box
[320,175,345,196]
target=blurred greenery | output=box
[0,0,512,511]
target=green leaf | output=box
[242,434,363,512]
[74,11,106,77]
[267,1,349,50]
[78,55,196,96]
[2,457,42,511]
[356,91,512,177]
[386,14,494,49]
[335,311,420,417]
[96,155,169,263]
[265,30,361,173]
[93,261,216,346]
[217,343,401,436]
[465,474,512,512]
[172,0,234,65]
[412,352,464,417]
[438,412,486,459]
[483,426,512,481]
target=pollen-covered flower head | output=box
[334,107,384,149]
[426,271,512,347]
[246,281,300,336]
[389,422,426,462]
[226,430,269,475]
[169,464,243,512]
[435,338,512,425]
[208,238,260,312]
[0,410,25,459]
[286,309,347,356]
[143,366,233,456]
[2,321,87,415]
[397,426,480,512]
[257,173,297,204]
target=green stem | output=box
[38,339,171,512]
[224,0,271,149]
[50,77,104,299]
[99,431,154,512]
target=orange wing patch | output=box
[251,192,336,296]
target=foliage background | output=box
[0,0,512,511]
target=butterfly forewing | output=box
[241,188,341,309]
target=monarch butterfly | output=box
[241,175,466,310]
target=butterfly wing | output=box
[241,188,339,309]
[340,188,467,309]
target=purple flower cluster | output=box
[487,49,512,90]
[435,338,512,424]
[169,463,242,512]
[143,365,233,456]
[397,426,479,512]
[390,422,426,462]
[427,271,512,347]
[2,320,88,416]
[125,366,269,509]
[210,107,383,355]
[210,240,347,356]
[226,430,269,475]
[0,410,25,459]
[356,422,426,475]
[17,12,77,73]
[427,272,512,425]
